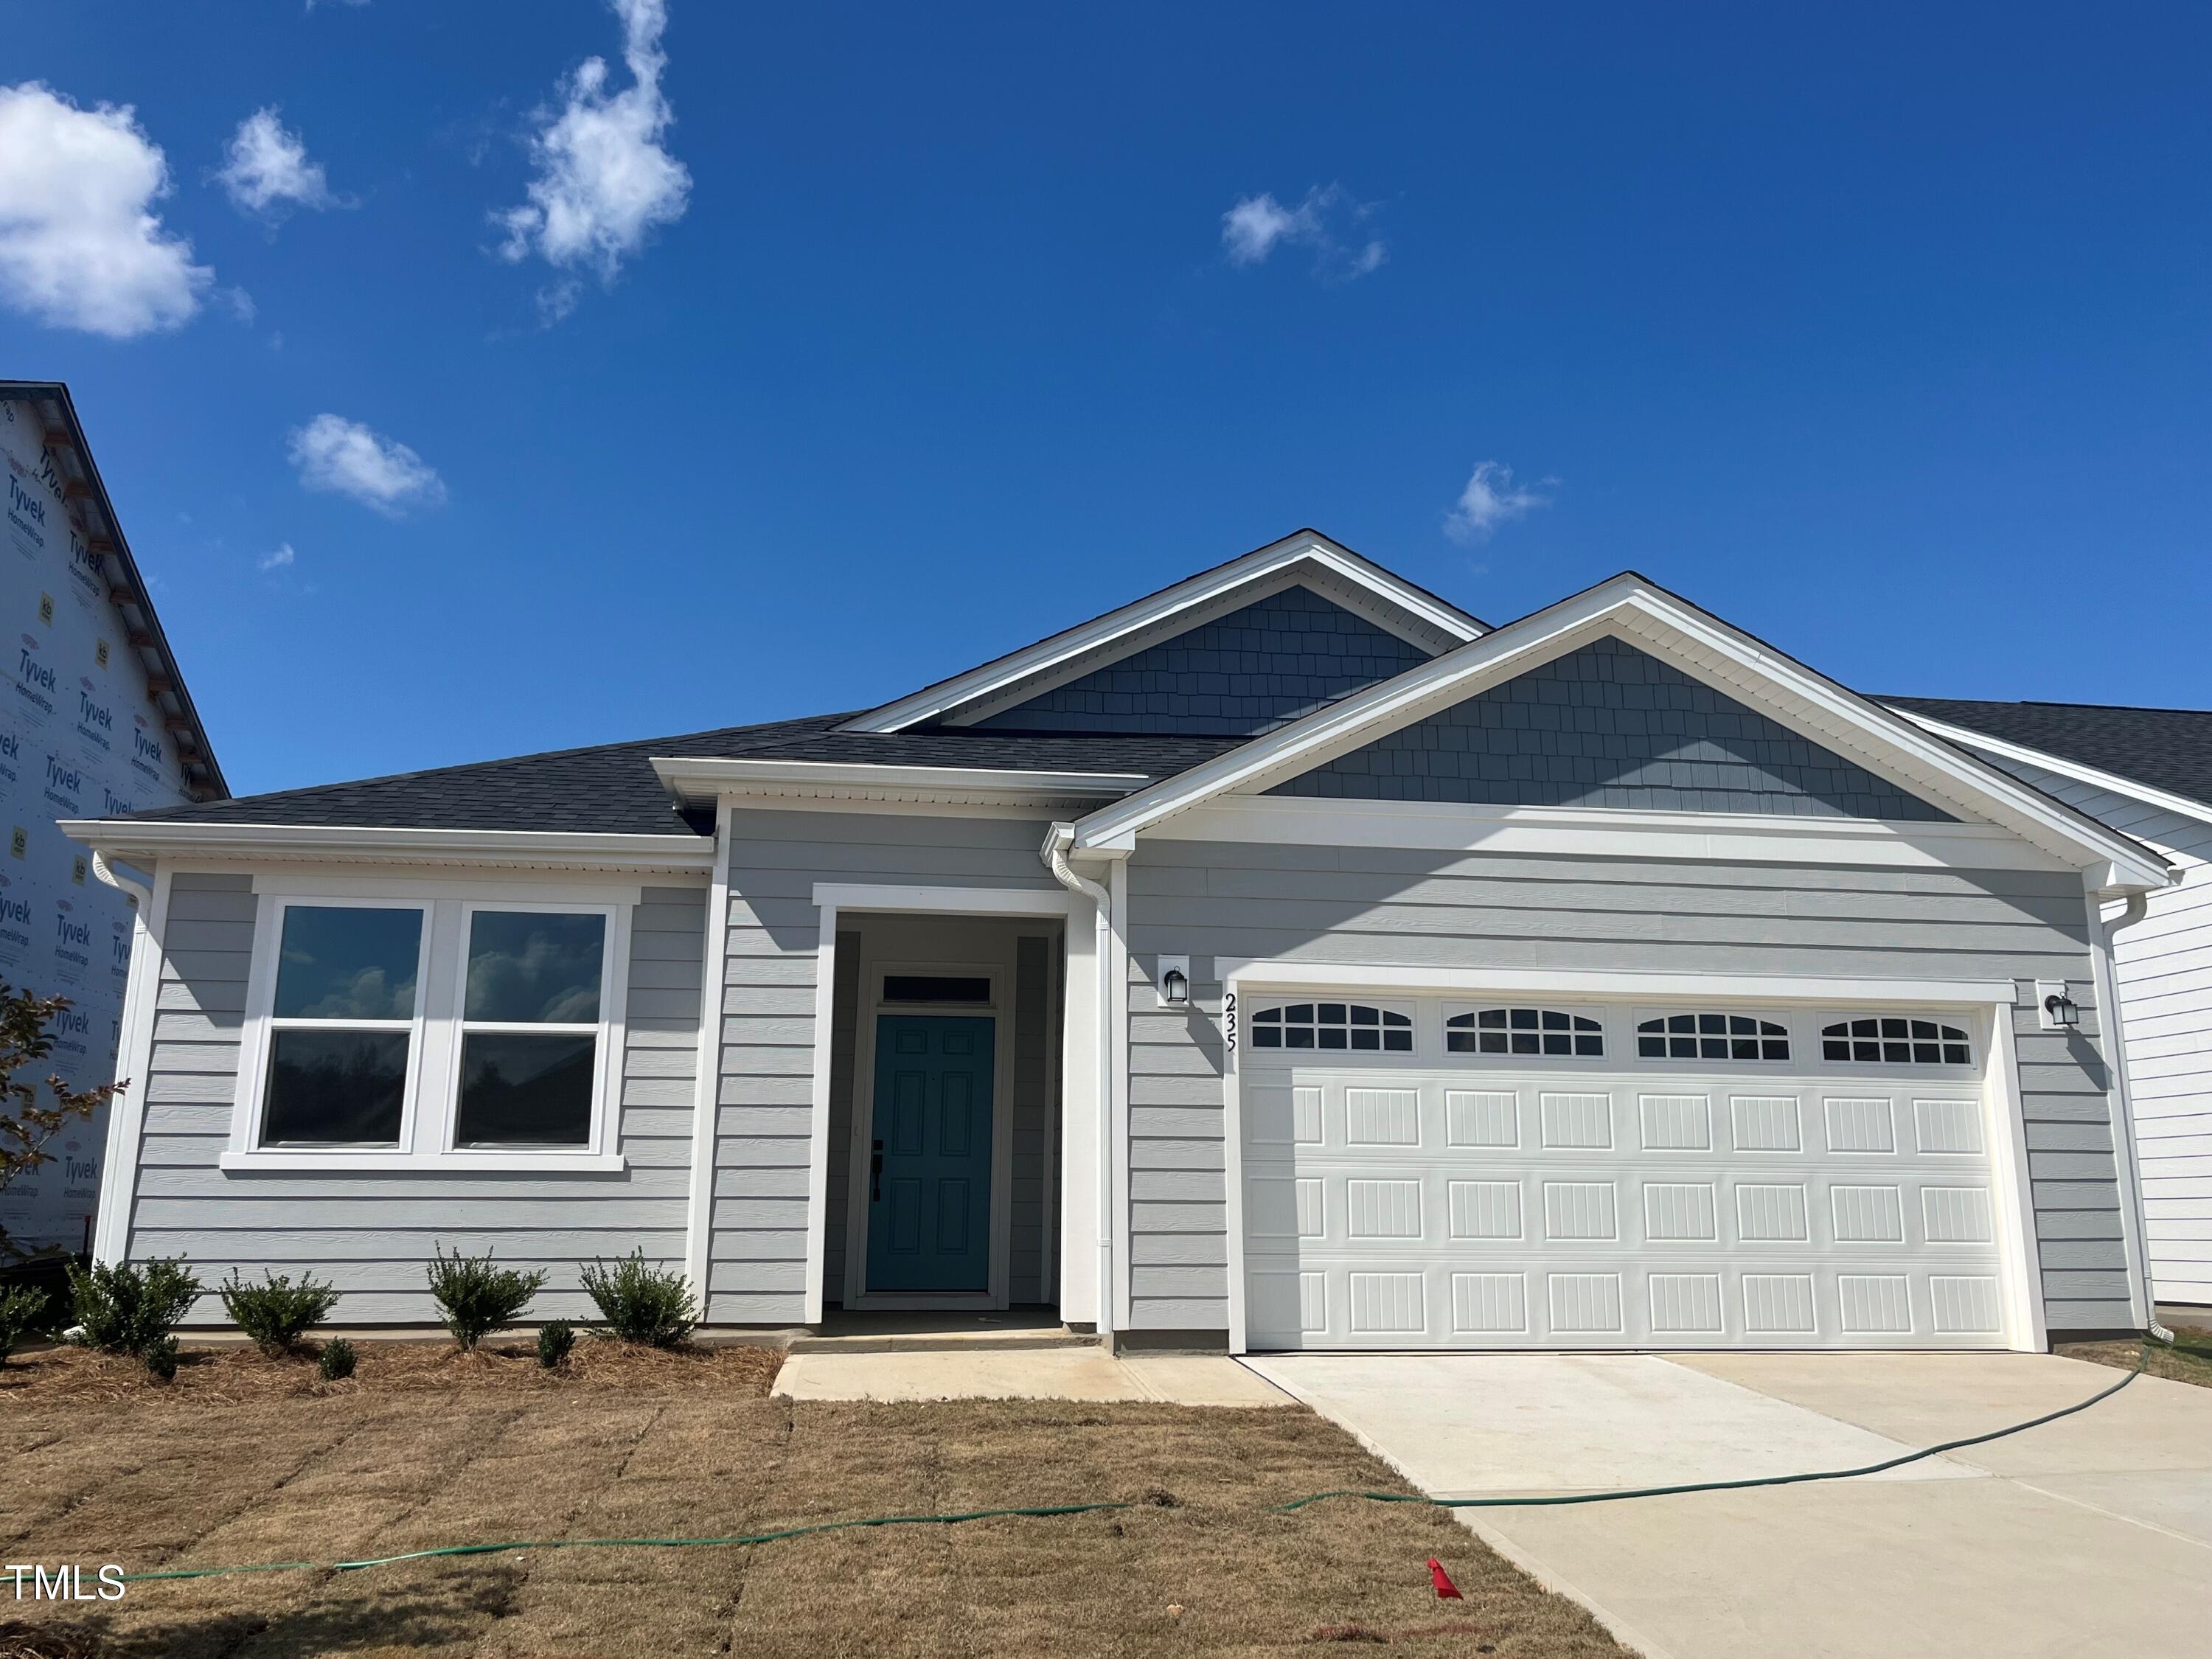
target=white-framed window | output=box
[446,902,618,1151]
[254,898,431,1150]
[1447,1006,1604,1057]
[1636,1011,1791,1062]
[1248,1001,1413,1051]
[229,885,630,1170]
[1820,1015,1972,1067]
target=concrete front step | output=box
[787,1326,1097,1355]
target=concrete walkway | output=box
[1244,1351,2212,1659]
[773,1346,1294,1407]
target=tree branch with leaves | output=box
[0,984,125,1262]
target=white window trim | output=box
[223,886,632,1173]
[1242,996,1418,1058]
[437,898,627,1161]
[1443,1001,1611,1063]
[1631,1006,1795,1065]
[1814,1010,1978,1074]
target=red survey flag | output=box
[1427,1558,1464,1599]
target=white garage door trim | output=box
[1219,965,2041,1356]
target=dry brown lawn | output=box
[0,1342,1627,1658]
[2057,1326,2212,1391]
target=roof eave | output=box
[1890,708,2212,835]
[59,818,716,874]
[652,755,1150,810]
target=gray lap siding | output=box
[706,809,1062,1324]
[136,872,706,1324]
[1121,838,2129,1338]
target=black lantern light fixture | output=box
[1161,965,1189,1006]
[2043,990,2080,1029]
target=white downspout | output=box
[1043,823,1115,1339]
[2093,887,2171,1343]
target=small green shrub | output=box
[144,1334,179,1382]
[0,1282,50,1366]
[318,1338,357,1381]
[580,1250,697,1348]
[537,1319,576,1368]
[67,1256,201,1357]
[219,1269,341,1356]
[425,1246,545,1350]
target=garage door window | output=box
[1820,1016,1971,1066]
[1249,1003,1412,1051]
[1638,1012,1790,1062]
[1448,1008,1604,1057]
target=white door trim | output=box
[803,883,1083,1324]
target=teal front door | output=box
[866,1014,994,1293]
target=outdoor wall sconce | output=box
[2043,991,2080,1029]
[1161,965,1190,1006]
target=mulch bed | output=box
[0,1336,785,1405]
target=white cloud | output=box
[496,0,690,306]
[1444,460,1553,543]
[217,108,338,219]
[287,414,447,517]
[0,81,212,338]
[260,541,296,571]
[1220,183,1385,283]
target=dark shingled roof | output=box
[1883,697,2212,815]
[114,714,1248,835]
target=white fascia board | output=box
[652,756,1145,807]
[1068,576,2177,888]
[59,818,715,873]
[1153,795,2074,872]
[842,531,1486,734]
[1891,709,2212,836]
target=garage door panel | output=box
[1241,1005,2010,1352]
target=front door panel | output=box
[866,1014,994,1293]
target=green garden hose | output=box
[117,1340,2159,1586]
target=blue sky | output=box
[4,1,2208,796]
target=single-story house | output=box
[64,531,2181,1352]
[1872,699,2212,1315]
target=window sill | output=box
[218,1151,627,1175]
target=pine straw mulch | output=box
[0,1335,785,1406]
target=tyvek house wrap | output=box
[0,403,194,1253]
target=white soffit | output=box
[1068,574,2175,888]
[842,529,1486,734]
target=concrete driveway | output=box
[1243,1351,2212,1659]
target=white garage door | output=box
[1239,998,2017,1351]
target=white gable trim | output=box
[1891,709,2212,835]
[842,530,1485,734]
[1067,574,2174,890]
